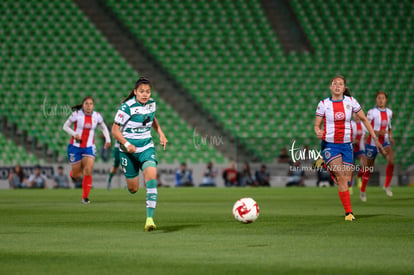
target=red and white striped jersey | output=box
[351,120,367,151]
[316,96,362,143]
[366,107,392,146]
[68,110,104,148]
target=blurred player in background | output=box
[112,77,168,232]
[107,125,121,190]
[314,76,382,221]
[63,96,111,204]
[350,113,368,195]
[360,91,395,201]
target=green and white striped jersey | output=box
[114,97,156,153]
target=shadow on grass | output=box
[247,244,269,248]
[354,214,385,219]
[353,213,404,219]
[158,224,201,233]
[391,198,414,201]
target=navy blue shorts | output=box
[67,144,96,164]
[353,150,365,159]
[365,141,391,159]
[321,141,353,166]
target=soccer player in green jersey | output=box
[112,77,168,231]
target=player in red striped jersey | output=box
[360,92,395,200]
[63,96,111,204]
[351,114,368,195]
[314,76,383,221]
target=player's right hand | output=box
[126,144,136,154]
[315,129,324,139]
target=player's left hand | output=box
[315,129,324,139]
[390,136,395,146]
[160,134,168,150]
[104,142,111,149]
[375,139,386,155]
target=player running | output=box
[350,113,368,195]
[63,96,111,204]
[112,77,168,232]
[314,76,383,221]
[360,91,395,201]
[106,140,121,190]
[107,123,122,191]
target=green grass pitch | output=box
[1,187,413,274]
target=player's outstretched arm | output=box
[152,117,168,150]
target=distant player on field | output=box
[63,96,111,204]
[314,76,383,221]
[112,77,168,232]
[360,91,395,201]
[107,125,121,190]
[350,113,368,194]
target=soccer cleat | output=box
[81,198,90,204]
[313,158,325,169]
[345,212,356,221]
[360,192,367,202]
[383,186,393,197]
[144,218,156,232]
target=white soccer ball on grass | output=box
[232,197,259,223]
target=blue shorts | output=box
[321,141,353,166]
[67,144,96,164]
[354,150,365,159]
[365,141,391,159]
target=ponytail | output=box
[343,87,351,97]
[71,104,83,111]
[122,90,135,103]
[123,76,152,103]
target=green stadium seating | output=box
[0,0,226,165]
[0,133,39,165]
[105,0,413,167]
[2,0,412,167]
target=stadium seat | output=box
[0,0,225,164]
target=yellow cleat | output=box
[345,213,356,221]
[144,218,157,232]
[313,158,325,169]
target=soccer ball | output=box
[232,197,259,223]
